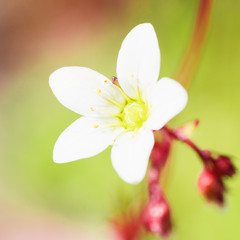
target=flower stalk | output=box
[175,0,214,88]
[143,132,172,237]
[162,123,236,206]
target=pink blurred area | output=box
[0,1,133,238]
[0,0,131,76]
[0,199,111,240]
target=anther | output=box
[93,124,99,128]
[97,89,102,94]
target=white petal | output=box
[53,117,123,163]
[111,128,154,184]
[117,23,160,99]
[146,77,188,130]
[49,67,126,117]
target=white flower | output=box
[49,23,188,184]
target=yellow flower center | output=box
[121,101,148,131]
[94,82,150,131]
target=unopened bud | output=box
[143,193,172,237]
[198,169,224,206]
[215,156,236,177]
[150,140,171,168]
[111,212,142,240]
[112,76,119,85]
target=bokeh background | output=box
[0,0,240,239]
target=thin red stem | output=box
[162,126,211,165]
[175,0,214,88]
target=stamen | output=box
[90,107,94,111]
[96,87,124,109]
[105,97,124,109]
[133,86,141,101]
[110,129,129,145]
[93,124,99,128]
[130,74,141,101]
[111,83,131,102]
[95,108,122,117]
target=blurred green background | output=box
[0,0,240,239]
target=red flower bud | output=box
[143,189,172,237]
[143,201,171,237]
[112,76,119,85]
[198,169,224,206]
[215,156,236,177]
[150,140,171,169]
[111,211,142,240]
[148,168,160,186]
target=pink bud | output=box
[148,168,160,186]
[215,156,236,177]
[143,193,172,237]
[198,169,224,206]
[150,140,171,169]
[174,119,199,141]
[111,212,142,240]
[112,76,119,85]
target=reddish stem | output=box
[162,126,213,166]
[175,0,214,88]
[142,132,173,237]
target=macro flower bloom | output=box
[49,23,188,184]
